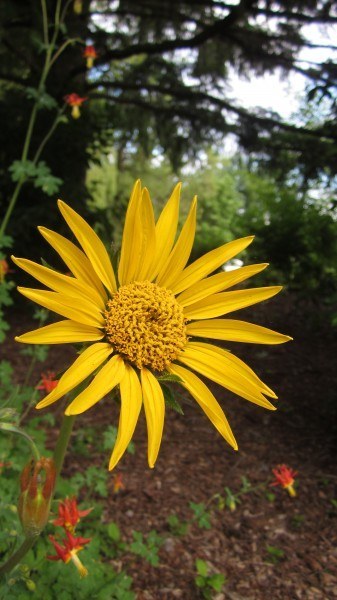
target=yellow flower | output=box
[13,181,291,470]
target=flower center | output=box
[104,281,187,371]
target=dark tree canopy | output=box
[1,0,337,240]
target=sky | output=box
[229,23,337,120]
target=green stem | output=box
[0,0,64,238]
[0,537,36,578]
[53,414,76,479]
[0,423,40,461]
[33,107,66,164]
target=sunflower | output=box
[13,181,291,470]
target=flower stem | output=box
[0,537,36,577]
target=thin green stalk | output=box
[53,414,76,479]
[0,0,68,238]
[0,538,36,578]
[33,107,66,164]
[0,423,40,461]
[41,0,49,47]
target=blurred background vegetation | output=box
[1,0,337,304]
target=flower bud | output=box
[18,457,56,537]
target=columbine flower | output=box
[0,258,9,282]
[36,371,59,394]
[64,93,87,119]
[48,531,90,577]
[13,181,291,470]
[271,464,297,497]
[83,45,97,69]
[53,497,92,533]
[18,457,56,537]
[113,473,125,494]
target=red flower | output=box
[0,259,9,282]
[36,371,58,394]
[18,457,56,536]
[48,531,91,577]
[113,473,125,494]
[53,497,93,534]
[271,464,298,497]
[83,45,98,69]
[64,93,88,119]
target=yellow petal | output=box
[187,319,292,345]
[147,183,181,280]
[118,180,142,285]
[156,197,197,289]
[169,236,255,295]
[169,363,238,450]
[177,342,276,409]
[65,354,125,415]
[186,341,277,398]
[141,368,165,468]
[36,343,112,408]
[134,187,156,281]
[178,263,268,307]
[109,364,143,470]
[184,286,282,320]
[58,200,117,294]
[17,287,104,328]
[38,227,107,301]
[11,256,105,311]
[15,320,104,345]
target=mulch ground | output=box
[5,292,337,600]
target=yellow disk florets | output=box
[104,281,187,371]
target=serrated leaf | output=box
[157,372,183,383]
[162,384,184,414]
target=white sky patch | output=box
[228,23,337,119]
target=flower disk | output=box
[105,281,187,371]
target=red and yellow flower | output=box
[83,45,98,69]
[48,531,91,577]
[64,93,87,119]
[271,464,297,497]
[53,497,92,534]
[113,473,125,494]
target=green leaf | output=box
[107,522,121,542]
[196,559,208,577]
[162,384,184,415]
[9,160,36,182]
[33,161,63,195]
[209,573,226,591]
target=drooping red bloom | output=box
[36,371,59,394]
[113,473,125,494]
[64,93,87,119]
[83,45,98,69]
[48,531,91,577]
[0,259,9,282]
[271,464,298,497]
[18,457,56,536]
[53,497,93,534]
